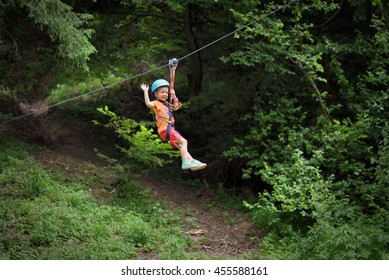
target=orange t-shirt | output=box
[153,101,174,134]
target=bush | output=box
[243,117,389,259]
[94,106,180,168]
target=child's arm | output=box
[170,88,182,110]
[141,83,154,109]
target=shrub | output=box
[94,106,180,168]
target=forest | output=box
[0,0,388,260]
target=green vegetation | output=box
[1,0,388,260]
[222,0,389,259]
[0,138,196,260]
[93,106,180,168]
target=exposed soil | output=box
[135,178,263,259]
[29,115,263,259]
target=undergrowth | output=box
[0,138,197,260]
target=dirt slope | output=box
[135,178,263,258]
[30,116,262,259]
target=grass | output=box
[0,137,198,260]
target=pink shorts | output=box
[159,128,182,148]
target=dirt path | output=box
[135,178,262,258]
[31,116,262,259]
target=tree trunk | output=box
[184,6,202,96]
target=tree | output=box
[223,0,389,259]
[0,0,96,113]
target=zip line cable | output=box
[1,64,167,124]
[1,0,297,125]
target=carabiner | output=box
[168,58,178,69]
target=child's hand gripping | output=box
[170,88,181,110]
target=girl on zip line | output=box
[141,80,206,171]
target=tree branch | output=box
[0,24,19,56]
[295,62,332,122]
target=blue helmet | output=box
[151,79,169,93]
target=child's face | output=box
[155,86,169,101]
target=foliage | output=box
[24,0,96,68]
[224,0,389,259]
[2,0,96,69]
[0,138,193,259]
[247,139,389,259]
[0,0,96,107]
[93,106,180,168]
[1,0,389,260]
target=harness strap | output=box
[166,123,172,142]
[158,116,174,124]
[165,102,173,141]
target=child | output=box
[141,79,206,171]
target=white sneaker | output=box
[190,159,207,171]
[182,159,197,170]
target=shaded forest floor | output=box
[27,114,263,259]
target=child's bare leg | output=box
[174,136,206,170]
[174,137,193,161]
